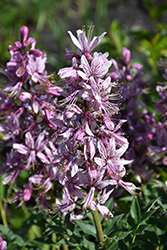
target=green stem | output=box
[0,198,8,227]
[92,209,105,246]
[62,244,69,250]
[131,233,136,247]
[130,224,140,250]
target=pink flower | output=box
[13,131,50,168]
[8,26,35,52]
[78,53,112,80]
[27,53,48,83]
[95,137,131,170]
[0,236,7,250]
[68,29,106,55]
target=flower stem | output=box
[62,244,69,250]
[0,198,8,227]
[92,209,105,246]
[0,199,8,227]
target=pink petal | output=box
[122,47,131,64]
[25,131,34,149]
[81,55,92,77]
[68,30,82,51]
[37,152,50,164]
[94,157,106,167]
[24,188,31,201]
[13,143,29,154]
[82,187,95,210]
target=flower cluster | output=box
[0,236,7,250]
[0,26,137,220]
[152,71,167,166]
[52,28,137,219]
[108,48,156,183]
[0,26,62,207]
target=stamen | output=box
[82,25,86,36]
[82,25,95,42]
[87,24,95,42]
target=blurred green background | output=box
[0,0,167,76]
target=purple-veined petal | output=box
[114,119,127,132]
[70,214,84,221]
[108,137,116,156]
[2,169,19,184]
[35,132,45,150]
[89,32,106,52]
[19,91,32,101]
[37,152,50,164]
[96,204,113,218]
[77,171,88,185]
[78,30,87,52]
[85,120,94,136]
[44,146,52,159]
[82,187,95,210]
[94,157,105,167]
[71,164,78,177]
[13,143,29,154]
[43,178,52,192]
[97,140,107,159]
[58,67,77,78]
[103,117,115,130]
[80,55,92,77]
[25,131,34,149]
[89,138,96,160]
[28,150,36,166]
[77,70,89,80]
[115,158,133,166]
[45,86,62,96]
[29,174,43,184]
[97,180,116,189]
[32,100,40,114]
[119,180,138,195]
[68,31,82,51]
[116,143,129,157]
[99,189,114,204]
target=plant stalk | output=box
[62,244,69,250]
[0,198,8,227]
[92,209,105,245]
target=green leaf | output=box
[106,241,118,250]
[48,225,66,234]
[65,213,75,231]
[130,198,141,224]
[145,198,160,212]
[116,231,132,240]
[73,227,81,237]
[145,230,159,245]
[83,237,96,250]
[139,210,157,224]
[131,240,145,248]
[0,224,25,246]
[136,224,150,234]
[75,220,96,237]
[105,197,113,211]
[103,214,124,235]
[157,199,167,212]
[119,196,134,202]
